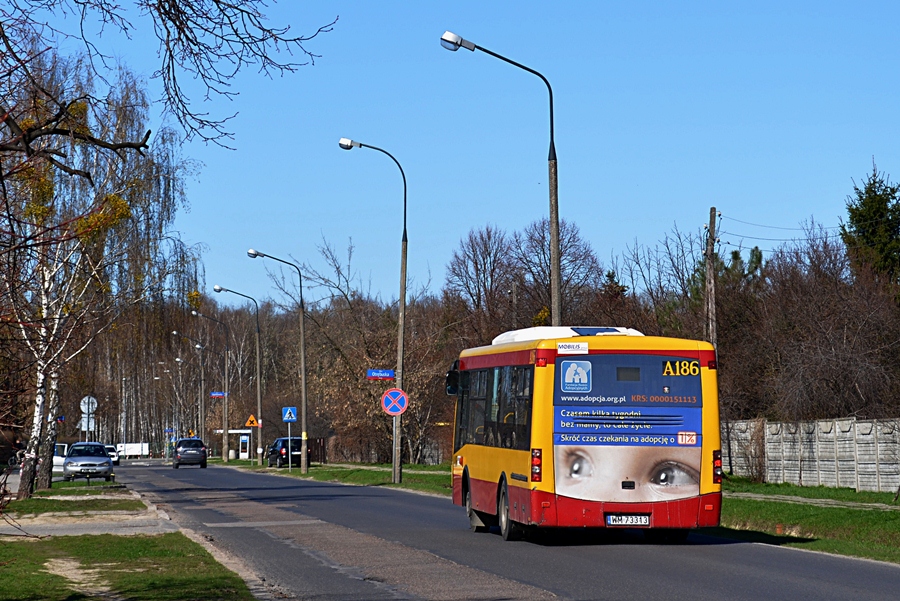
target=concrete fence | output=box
[721,418,900,493]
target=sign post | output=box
[282,407,297,471]
[381,388,409,483]
[245,415,258,463]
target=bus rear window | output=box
[616,367,640,381]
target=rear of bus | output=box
[450,327,723,539]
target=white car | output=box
[52,443,68,473]
[104,444,120,465]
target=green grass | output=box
[723,474,900,505]
[6,496,145,515]
[714,496,900,564]
[259,463,454,496]
[0,533,255,601]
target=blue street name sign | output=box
[282,406,298,423]
[164,428,174,433]
[381,388,409,417]
[367,369,396,381]
[210,391,225,398]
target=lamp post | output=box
[121,377,127,459]
[172,331,206,441]
[192,310,231,461]
[338,137,407,484]
[440,31,562,326]
[214,284,264,466]
[247,249,309,474]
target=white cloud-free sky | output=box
[82,2,900,306]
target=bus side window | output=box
[468,370,489,446]
[513,366,534,451]
[454,371,471,450]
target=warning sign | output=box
[245,414,259,427]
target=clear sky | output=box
[110,1,900,307]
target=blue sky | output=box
[92,2,900,307]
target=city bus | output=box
[445,326,723,541]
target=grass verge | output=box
[0,532,255,601]
[6,496,146,515]
[724,474,900,505]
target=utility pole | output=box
[705,206,718,346]
[705,206,732,474]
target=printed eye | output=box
[564,451,594,480]
[649,461,699,487]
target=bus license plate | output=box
[606,514,649,527]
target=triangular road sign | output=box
[245,414,259,427]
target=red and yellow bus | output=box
[446,326,723,541]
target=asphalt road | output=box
[117,462,900,601]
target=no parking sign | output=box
[381,388,409,416]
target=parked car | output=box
[267,437,304,468]
[104,445,120,466]
[172,438,207,469]
[50,443,68,473]
[63,442,114,481]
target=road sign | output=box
[245,414,259,427]
[164,428,174,433]
[80,395,98,413]
[381,388,409,416]
[367,369,395,380]
[282,407,297,422]
[210,391,225,398]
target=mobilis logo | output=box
[557,342,588,355]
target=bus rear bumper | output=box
[532,490,721,529]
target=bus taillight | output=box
[713,450,723,484]
[531,448,542,482]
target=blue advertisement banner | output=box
[554,405,702,447]
[554,354,703,408]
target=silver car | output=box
[63,442,114,481]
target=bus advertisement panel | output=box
[553,354,704,504]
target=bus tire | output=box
[466,488,489,533]
[498,481,523,541]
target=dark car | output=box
[267,437,303,468]
[63,442,114,481]
[172,438,207,469]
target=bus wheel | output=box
[466,489,489,533]
[498,481,523,541]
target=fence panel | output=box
[721,417,900,493]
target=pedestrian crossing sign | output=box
[245,415,259,427]
[282,407,297,423]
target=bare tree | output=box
[445,224,516,344]
[1,1,335,145]
[510,218,603,326]
[2,56,196,497]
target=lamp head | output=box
[191,310,199,317]
[441,31,475,51]
[195,343,202,350]
[339,137,360,150]
[213,285,223,293]
[247,249,260,259]
[172,330,178,336]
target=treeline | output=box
[20,165,900,480]
[5,3,900,501]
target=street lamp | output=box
[338,137,407,484]
[192,310,231,461]
[440,30,562,326]
[214,284,264,466]
[172,330,206,442]
[247,249,310,474]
